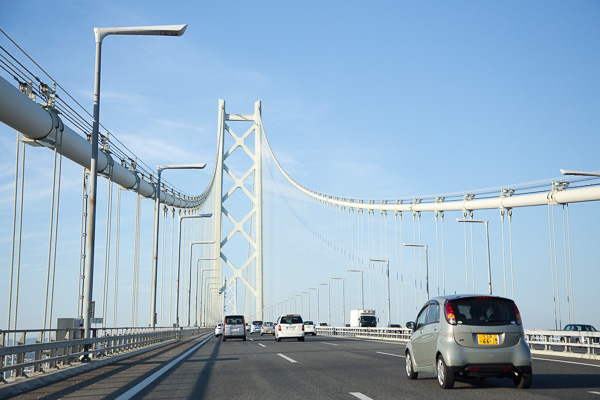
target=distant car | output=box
[405,294,532,389]
[222,315,246,341]
[275,314,305,342]
[319,323,328,327]
[562,324,599,344]
[215,323,223,337]
[261,322,275,335]
[389,324,402,328]
[304,320,316,336]
[251,320,263,334]
[245,323,251,332]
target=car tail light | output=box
[445,301,457,325]
[278,324,281,331]
[302,325,305,331]
[512,302,522,325]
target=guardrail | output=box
[316,326,600,360]
[0,326,210,383]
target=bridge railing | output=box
[0,326,209,382]
[317,327,600,360]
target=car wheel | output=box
[298,337,305,341]
[405,351,418,380]
[514,372,532,389]
[222,337,226,342]
[243,336,246,341]
[436,355,454,389]
[276,337,281,342]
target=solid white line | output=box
[589,391,600,395]
[350,392,373,400]
[258,343,266,348]
[376,351,404,358]
[115,336,212,400]
[532,357,600,368]
[321,342,339,346]
[277,353,298,363]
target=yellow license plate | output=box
[478,334,499,345]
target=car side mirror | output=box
[406,321,416,330]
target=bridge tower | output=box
[212,99,264,320]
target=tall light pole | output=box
[347,269,364,310]
[370,259,390,327]
[176,214,211,327]
[301,291,309,319]
[202,274,219,327]
[188,243,215,326]
[84,24,187,344]
[318,283,331,326]
[195,259,217,326]
[331,277,345,326]
[309,288,318,323]
[151,163,205,328]
[403,244,429,300]
[457,219,492,295]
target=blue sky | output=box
[1,1,599,330]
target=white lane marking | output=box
[277,353,298,363]
[115,335,212,400]
[350,392,374,400]
[258,343,266,348]
[532,357,600,368]
[589,391,600,395]
[321,342,339,346]
[376,351,404,358]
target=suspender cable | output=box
[412,211,417,313]
[77,171,89,318]
[547,204,559,330]
[565,204,575,322]
[562,205,571,324]
[113,188,122,328]
[501,209,507,297]
[463,210,468,292]
[435,212,440,297]
[102,178,113,328]
[470,211,475,293]
[160,205,167,327]
[508,209,515,300]
[441,211,446,295]
[132,193,142,326]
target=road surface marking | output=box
[258,343,266,348]
[321,342,339,346]
[115,335,212,400]
[532,357,600,368]
[588,391,600,395]
[277,353,298,363]
[376,351,404,358]
[350,392,373,400]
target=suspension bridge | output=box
[1,28,599,398]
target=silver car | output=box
[405,294,532,389]
[222,314,246,341]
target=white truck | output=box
[350,309,378,327]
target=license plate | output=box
[477,334,499,345]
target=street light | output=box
[176,214,211,327]
[199,267,218,326]
[370,259,391,327]
[301,291,309,319]
[403,244,429,300]
[309,288,318,323]
[456,219,492,295]
[347,269,364,310]
[202,274,220,327]
[188,243,215,326]
[318,283,331,326]
[84,24,187,343]
[151,164,206,328]
[194,259,217,326]
[560,169,600,177]
[331,277,345,326]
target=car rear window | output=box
[304,321,313,325]
[252,321,262,326]
[449,297,517,326]
[280,316,303,324]
[225,316,244,324]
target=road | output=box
[10,333,600,399]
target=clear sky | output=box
[1,1,599,330]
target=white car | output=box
[275,314,304,342]
[303,320,316,336]
[215,323,223,337]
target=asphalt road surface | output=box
[10,333,600,399]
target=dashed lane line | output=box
[350,392,374,400]
[258,343,266,348]
[320,342,339,346]
[277,353,298,363]
[376,351,404,358]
